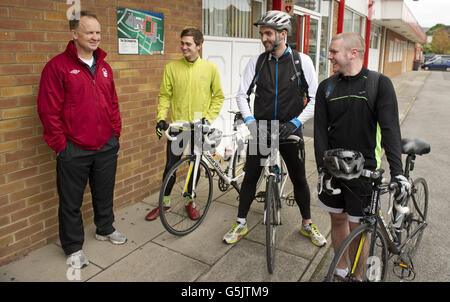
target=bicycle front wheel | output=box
[326,223,388,282]
[404,177,429,257]
[158,156,213,236]
[265,175,280,274]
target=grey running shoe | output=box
[223,221,248,244]
[66,250,89,269]
[95,230,127,245]
[300,223,327,247]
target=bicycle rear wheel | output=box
[265,175,280,274]
[403,177,428,257]
[158,156,213,236]
[326,223,388,282]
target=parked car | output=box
[422,58,450,71]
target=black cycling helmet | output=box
[253,10,292,33]
[323,149,365,180]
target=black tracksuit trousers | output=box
[57,134,119,255]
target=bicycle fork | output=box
[182,155,201,200]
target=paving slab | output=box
[0,243,101,282]
[197,239,309,282]
[153,201,262,265]
[88,242,209,282]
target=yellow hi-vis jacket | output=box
[157,57,224,123]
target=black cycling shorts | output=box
[317,177,372,223]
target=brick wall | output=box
[0,0,202,265]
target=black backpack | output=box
[246,50,311,106]
[325,70,381,116]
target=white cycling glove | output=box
[318,170,341,195]
[391,175,411,201]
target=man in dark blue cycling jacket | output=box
[223,10,327,247]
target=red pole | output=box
[364,0,373,68]
[296,15,301,51]
[305,15,310,55]
[337,0,345,34]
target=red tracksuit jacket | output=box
[37,41,121,153]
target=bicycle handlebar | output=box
[164,121,215,146]
[319,167,410,215]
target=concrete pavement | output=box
[0,70,431,283]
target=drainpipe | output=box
[337,0,345,34]
[273,0,283,10]
[364,0,373,67]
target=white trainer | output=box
[66,250,89,269]
[95,230,127,245]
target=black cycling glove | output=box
[156,120,169,139]
[279,121,297,140]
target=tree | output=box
[426,23,446,36]
[423,43,433,54]
[431,28,450,54]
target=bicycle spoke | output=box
[326,224,388,282]
[159,156,213,236]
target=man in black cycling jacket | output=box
[223,10,326,247]
[314,32,411,279]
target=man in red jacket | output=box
[37,11,126,269]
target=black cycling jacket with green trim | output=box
[314,67,403,178]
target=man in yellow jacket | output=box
[146,28,224,221]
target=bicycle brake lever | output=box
[388,191,394,215]
[394,199,410,215]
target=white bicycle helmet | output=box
[323,149,365,180]
[253,10,292,33]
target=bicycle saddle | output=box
[401,138,430,155]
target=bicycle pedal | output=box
[255,191,265,203]
[286,196,296,207]
[393,260,416,281]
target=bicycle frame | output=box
[164,121,243,199]
[358,166,428,258]
[203,151,243,192]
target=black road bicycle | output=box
[325,138,430,282]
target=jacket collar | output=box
[64,40,107,64]
[268,44,293,61]
[183,56,202,65]
[338,65,368,81]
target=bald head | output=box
[332,32,365,59]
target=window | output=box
[295,0,320,12]
[202,0,265,38]
[370,24,381,49]
[388,39,405,63]
[343,8,366,37]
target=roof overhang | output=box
[372,0,426,44]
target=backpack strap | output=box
[325,74,340,99]
[365,70,381,116]
[290,50,310,106]
[246,52,268,98]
